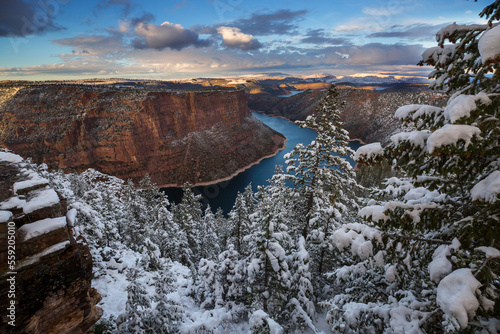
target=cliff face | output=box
[0,151,101,333]
[248,87,447,144]
[0,86,285,186]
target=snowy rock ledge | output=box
[0,149,102,333]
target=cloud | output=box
[96,0,136,16]
[300,29,351,45]
[217,27,262,50]
[230,9,308,36]
[367,23,447,40]
[174,0,190,10]
[0,0,65,37]
[1,40,429,80]
[52,34,127,59]
[53,34,124,50]
[193,9,308,37]
[132,21,211,51]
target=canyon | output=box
[0,84,285,187]
[247,84,448,144]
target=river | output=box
[162,112,362,213]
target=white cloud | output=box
[216,26,262,50]
[133,21,209,50]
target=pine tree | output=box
[172,184,203,266]
[218,244,247,314]
[199,206,221,260]
[197,258,223,310]
[284,85,359,287]
[245,184,292,321]
[116,269,152,333]
[284,84,358,239]
[227,184,255,256]
[287,236,318,333]
[332,2,500,331]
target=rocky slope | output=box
[0,151,101,333]
[0,85,285,186]
[248,86,447,144]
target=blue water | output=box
[162,112,362,213]
[278,90,304,97]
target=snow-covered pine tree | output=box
[245,182,292,321]
[122,180,150,250]
[227,184,256,256]
[284,85,358,281]
[335,2,500,332]
[197,258,223,310]
[116,269,152,333]
[198,206,221,260]
[171,184,203,267]
[287,236,318,333]
[153,269,184,334]
[218,244,247,315]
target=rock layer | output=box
[0,85,286,186]
[0,152,101,333]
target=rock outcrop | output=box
[248,86,448,144]
[0,151,101,333]
[0,85,286,186]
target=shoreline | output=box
[252,110,368,145]
[158,136,288,189]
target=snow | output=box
[354,142,384,161]
[395,104,442,121]
[331,224,381,260]
[391,131,430,148]
[478,24,500,64]
[0,196,26,210]
[389,305,425,334]
[444,93,491,123]
[0,210,12,223]
[23,188,60,214]
[358,205,389,222]
[428,238,460,283]
[436,268,481,329]
[470,171,500,203]
[385,265,396,283]
[66,208,77,227]
[13,177,49,195]
[426,124,481,153]
[249,310,284,334]
[19,217,67,241]
[16,241,70,270]
[475,246,500,258]
[181,308,233,333]
[0,151,23,163]
[421,45,457,67]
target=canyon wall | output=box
[248,86,448,144]
[0,85,285,186]
[0,151,101,333]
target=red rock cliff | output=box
[0,152,101,333]
[0,86,285,186]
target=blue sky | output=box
[0,0,491,80]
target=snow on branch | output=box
[426,124,481,153]
[478,23,500,64]
[354,143,384,162]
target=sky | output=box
[0,0,491,80]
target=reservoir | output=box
[163,112,362,213]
